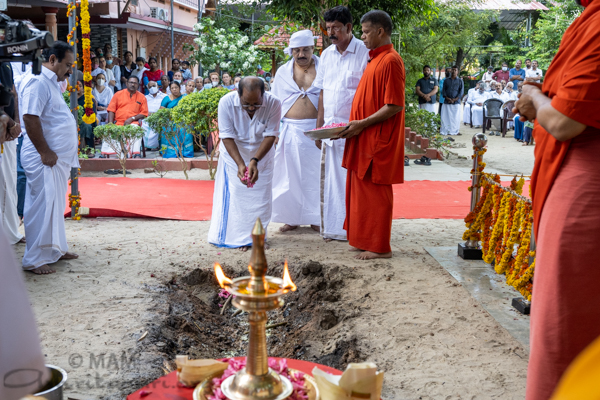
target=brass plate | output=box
[193,369,320,400]
[303,126,348,140]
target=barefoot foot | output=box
[238,246,251,252]
[17,237,26,244]
[348,245,362,252]
[60,252,79,260]
[354,251,393,260]
[279,224,298,233]
[310,225,320,232]
[323,237,334,243]
[29,265,56,274]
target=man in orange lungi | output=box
[338,10,405,260]
[512,0,600,398]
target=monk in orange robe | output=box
[512,0,600,398]
[339,10,405,260]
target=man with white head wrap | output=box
[271,30,321,232]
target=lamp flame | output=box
[214,263,232,288]
[282,261,297,292]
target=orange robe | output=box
[342,44,405,253]
[527,2,600,399]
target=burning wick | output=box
[214,263,233,288]
[282,261,297,292]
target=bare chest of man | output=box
[285,65,318,120]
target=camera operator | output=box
[0,61,25,244]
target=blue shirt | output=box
[509,68,525,87]
[439,77,446,104]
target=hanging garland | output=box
[80,0,95,125]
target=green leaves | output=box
[172,88,230,137]
[93,124,145,142]
[145,108,177,136]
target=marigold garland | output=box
[80,0,95,125]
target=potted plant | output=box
[93,124,145,177]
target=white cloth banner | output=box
[440,103,461,135]
[0,226,49,400]
[272,118,321,226]
[208,141,275,248]
[0,140,24,244]
[320,138,347,240]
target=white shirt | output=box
[468,90,488,106]
[218,91,282,145]
[132,67,148,81]
[490,90,509,103]
[313,36,369,125]
[100,67,115,89]
[483,71,494,82]
[91,67,106,77]
[92,85,114,109]
[145,91,167,114]
[525,68,543,81]
[271,54,320,117]
[11,62,32,93]
[112,65,121,90]
[19,66,78,167]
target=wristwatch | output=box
[251,157,259,164]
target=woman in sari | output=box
[142,57,164,95]
[160,81,183,109]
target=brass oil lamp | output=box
[214,218,297,400]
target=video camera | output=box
[0,12,54,107]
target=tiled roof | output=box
[253,25,323,49]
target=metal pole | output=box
[170,0,174,60]
[69,0,78,218]
[465,133,488,248]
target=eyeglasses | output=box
[241,104,263,109]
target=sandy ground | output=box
[13,216,527,399]
[10,116,534,399]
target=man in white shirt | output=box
[105,53,121,91]
[98,55,117,91]
[482,66,494,90]
[468,82,488,128]
[271,30,321,233]
[525,60,543,83]
[314,5,369,242]
[490,84,509,102]
[504,82,519,101]
[20,41,79,274]
[207,77,282,250]
[142,80,166,149]
[463,81,479,125]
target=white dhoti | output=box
[101,138,142,157]
[321,138,347,240]
[419,103,436,113]
[0,140,24,244]
[440,103,461,135]
[208,142,275,248]
[471,105,484,127]
[272,118,320,226]
[142,120,159,149]
[21,137,72,270]
[463,104,471,124]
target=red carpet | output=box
[65,177,530,220]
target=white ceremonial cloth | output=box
[283,30,319,56]
[271,54,320,116]
[468,90,488,127]
[19,66,78,270]
[419,103,436,113]
[272,118,321,226]
[0,226,49,400]
[207,91,282,247]
[440,103,462,135]
[0,140,23,244]
[142,92,167,148]
[313,36,368,241]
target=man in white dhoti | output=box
[143,80,166,150]
[20,42,79,274]
[271,30,321,233]
[462,81,479,125]
[440,65,464,136]
[208,77,282,251]
[468,82,488,128]
[314,5,369,242]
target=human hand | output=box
[476,103,483,107]
[41,150,58,167]
[247,160,259,184]
[424,95,431,102]
[0,114,9,145]
[315,139,322,150]
[337,120,364,139]
[237,163,247,183]
[513,84,541,122]
[8,122,21,139]
[124,117,134,125]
